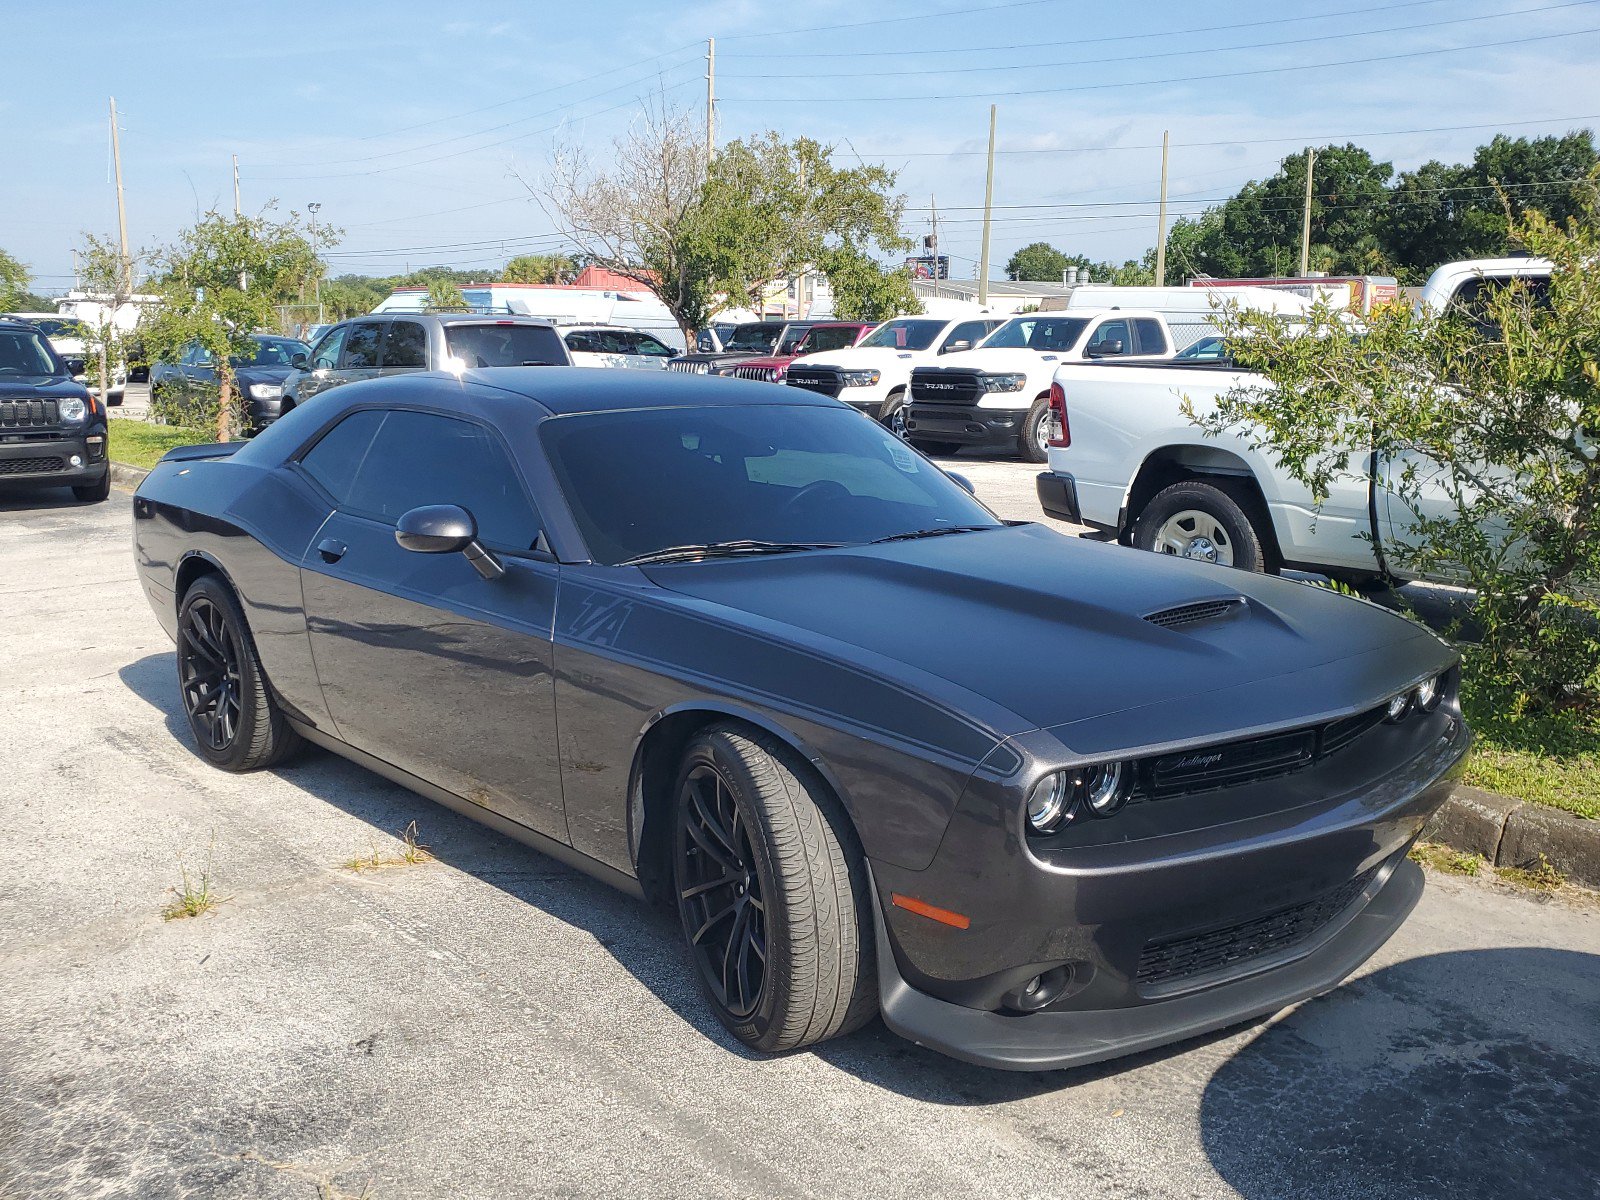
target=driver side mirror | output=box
[395,504,506,580]
[1085,339,1124,358]
[940,339,972,354]
[944,471,976,495]
[291,351,309,369]
[63,356,86,377]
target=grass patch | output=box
[1496,853,1567,892]
[161,837,228,921]
[1408,841,1485,876]
[343,821,434,873]
[108,417,211,470]
[1459,689,1600,820]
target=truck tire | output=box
[1018,395,1051,463]
[673,724,877,1054]
[1132,479,1267,573]
[878,387,906,429]
[910,439,962,457]
[73,472,111,502]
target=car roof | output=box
[460,365,840,415]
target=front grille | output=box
[1144,597,1244,629]
[667,360,710,374]
[1135,866,1379,989]
[910,368,985,406]
[724,365,778,382]
[0,455,66,476]
[786,366,843,397]
[0,399,59,428]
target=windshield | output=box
[1176,336,1230,361]
[445,323,565,367]
[723,323,784,353]
[982,316,1090,352]
[541,404,1000,565]
[0,329,63,376]
[232,337,309,367]
[798,325,863,354]
[29,318,84,340]
[858,318,945,351]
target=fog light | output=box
[1385,692,1412,723]
[1003,964,1074,1012]
[69,455,83,467]
[1026,772,1072,833]
[1415,674,1443,712]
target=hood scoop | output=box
[1143,597,1246,630]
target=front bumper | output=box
[904,403,1022,449]
[868,706,1469,1071]
[0,430,108,486]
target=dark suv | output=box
[282,313,571,416]
[0,319,109,502]
[665,320,803,374]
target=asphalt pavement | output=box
[1,483,1596,1200]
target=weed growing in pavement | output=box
[161,833,229,921]
[1408,842,1485,876]
[342,821,433,873]
[1497,852,1566,892]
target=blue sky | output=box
[7,0,1600,290]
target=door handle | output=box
[317,537,348,564]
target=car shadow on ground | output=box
[0,484,94,510]
[117,651,1600,1185]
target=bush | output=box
[1197,186,1600,711]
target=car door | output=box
[377,319,428,378]
[937,319,997,356]
[296,406,566,840]
[293,324,348,404]
[335,320,384,388]
[1083,318,1133,360]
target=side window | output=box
[311,326,347,370]
[940,320,989,354]
[565,332,598,354]
[1133,319,1168,355]
[344,410,542,551]
[298,409,386,504]
[381,321,428,369]
[340,323,383,369]
[1086,319,1131,356]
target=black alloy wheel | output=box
[677,761,767,1020]
[180,594,244,753]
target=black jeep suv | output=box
[0,318,110,502]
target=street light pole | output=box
[308,202,324,322]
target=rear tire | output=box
[673,724,877,1054]
[1132,479,1267,572]
[1018,395,1051,463]
[910,439,961,457]
[176,575,303,771]
[73,472,111,502]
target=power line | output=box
[721,25,1600,102]
[724,1,1598,80]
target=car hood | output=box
[0,375,92,401]
[644,524,1441,739]
[926,347,1059,372]
[798,346,927,368]
[676,351,771,366]
[235,365,294,385]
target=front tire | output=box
[878,387,906,429]
[176,575,302,771]
[1132,479,1267,572]
[1018,395,1051,463]
[73,472,111,502]
[673,724,877,1054]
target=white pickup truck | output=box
[903,309,1179,461]
[783,314,1007,427]
[1034,256,1554,582]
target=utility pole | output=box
[705,38,716,165]
[109,97,132,296]
[308,202,324,322]
[978,104,997,308]
[71,249,79,291]
[929,193,941,300]
[1299,147,1316,277]
[1154,129,1170,286]
[232,154,241,215]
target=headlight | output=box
[1413,673,1445,713]
[841,369,881,388]
[1385,692,1412,722]
[1026,772,1072,834]
[982,372,1028,392]
[1080,762,1130,818]
[248,383,283,401]
[58,396,88,423]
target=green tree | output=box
[822,248,921,321]
[1004,242,1076,281]
[502,253,575,284]
[425,279,470,311]
[0,247,30,309]
[139,205,328,440]
[1198,188,1600,708]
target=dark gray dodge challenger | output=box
[132,367,1468,1070]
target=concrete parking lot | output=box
[2,484,1597,1200]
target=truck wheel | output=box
[878,387,906,429]
[910,439,961,456]
[73,472,111,503]
[1133,479,1266,572]
[673,724,877,1054]
[176,575,303,771]
[1018,395,1051,463]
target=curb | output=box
[109,462,149,492]
[1425,784,1600,890]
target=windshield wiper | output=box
[619,539,849,567]
[868,524,997,545]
